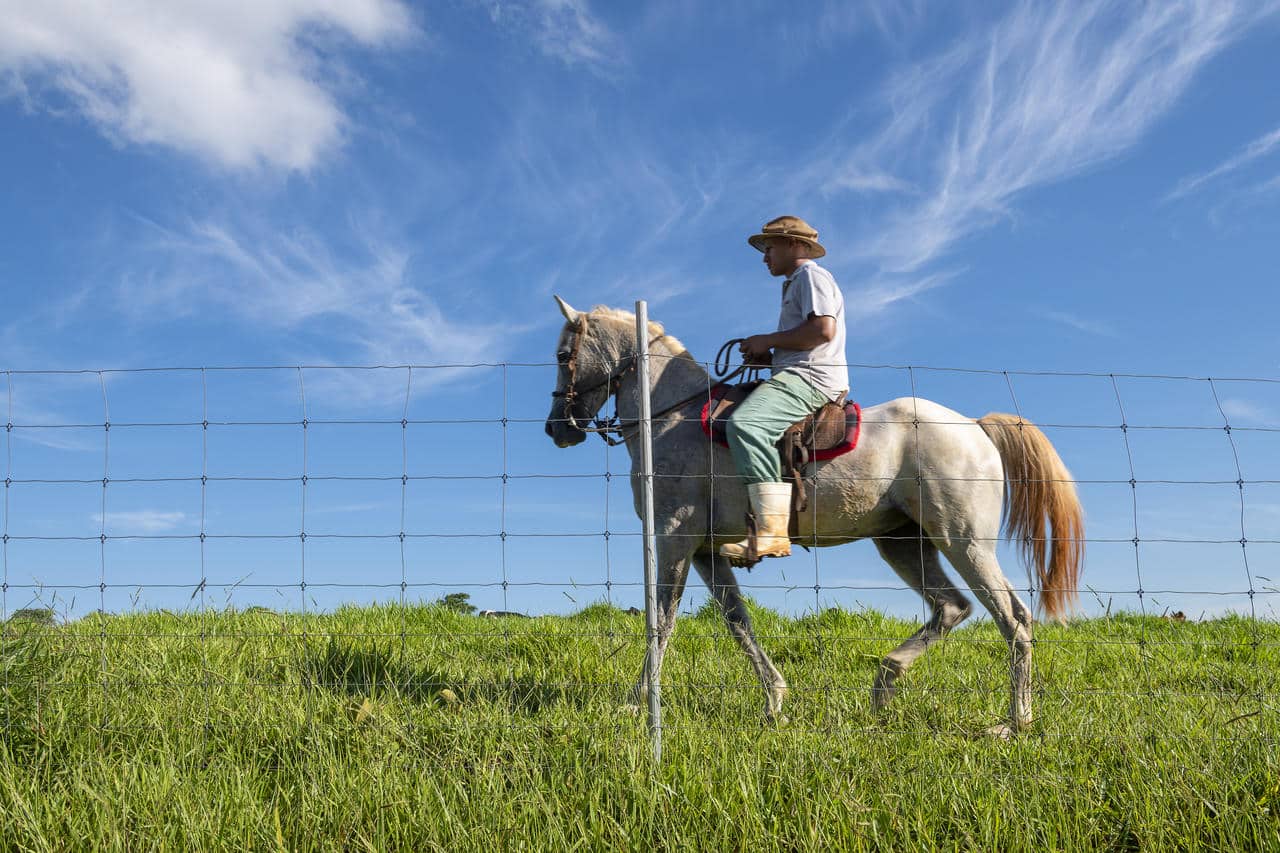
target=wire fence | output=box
[3,316,1279,763]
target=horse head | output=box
[544,295,627,447]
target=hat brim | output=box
[748,233,826,259]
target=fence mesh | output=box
[2,359,1278,761]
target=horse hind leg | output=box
[871,523,973,713]
[693,552,788,722]
[938,539,1035,735]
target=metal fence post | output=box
[635,300,662,763]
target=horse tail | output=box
[978,413,1084,621]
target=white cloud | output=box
[813,1,1279,276]
[1167,124,1280,200]
[0,0,416,172]
[94,510,187,533]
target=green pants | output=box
[726,370,831,485]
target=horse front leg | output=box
[693,551,789,722]
[627,524,694,709]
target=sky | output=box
[2,0,1279,623]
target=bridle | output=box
[551,315,760,447]
[550,314,667,446]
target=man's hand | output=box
[739,334,774,366]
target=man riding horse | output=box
[721,215,849,564]
[544,233,1082,732]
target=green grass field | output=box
[2,602,1278,851]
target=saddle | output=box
[700,382,862,514]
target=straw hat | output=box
[747,215,826,259]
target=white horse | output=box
[544,298,1083,735]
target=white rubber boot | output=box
[719,482,793,566]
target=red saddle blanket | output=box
[699,383,862,461]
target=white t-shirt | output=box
[770,260,849,402]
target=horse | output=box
[543,297,1083,735]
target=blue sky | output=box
[2,1,1279,622]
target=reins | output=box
[553,319,762,446]
[714,338,765,387]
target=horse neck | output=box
[614,336,710,429]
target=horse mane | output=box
[587,305,695,363]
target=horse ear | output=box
[554,295,581,325]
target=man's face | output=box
[761,237,805,277]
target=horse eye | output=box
[556,350,571,364]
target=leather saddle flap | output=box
[703,381,762,446]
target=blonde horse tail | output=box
[978,413,1084,621]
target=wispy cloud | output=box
[0,0,416,172]
[1259,173,1280,196]
[93,510,187,534]
[10,425,100,453]
[482,0,622,75]
[829,167,916,195]
[818,0,929,45]
[1219,398,1279,426]
[114,215,524,387]
[533,0,619,70]
[1166,124,1280,200]
[308,502,388,514]
[1,372,104,451]
[1038,309,1118,338]
[813,1,1279,276]
[494,102,685,247]
[487,96,740,307]
[845,272,954,320]
[1250,502,1280,520]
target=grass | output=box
[1,602,1278,851]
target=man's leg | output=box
[721,372,829,564]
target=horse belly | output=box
[794,472,905,545]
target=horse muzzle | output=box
[545,417,588,447]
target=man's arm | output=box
[740,314,836,362]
